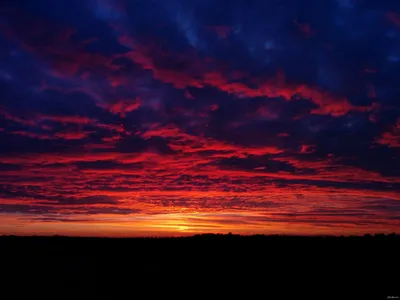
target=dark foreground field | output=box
[1,234,399,298]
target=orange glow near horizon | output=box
[1,209,398,237]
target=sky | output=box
[0,0,399,237]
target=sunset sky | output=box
[0,0,399,237]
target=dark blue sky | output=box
[0,0,399,236]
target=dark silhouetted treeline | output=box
[1,233,399,298]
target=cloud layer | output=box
[0,0,399,236]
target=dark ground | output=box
[1,234,399,298]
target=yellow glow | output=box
[1,210,396,237]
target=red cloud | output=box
[39,114,97,125]
[0,108,36,127]
[300,145,316,154]
[102,135,122,143]
[278,133,290,137]
[54,130,91,140]
[97,123,126,133]
[141,123,283,157]
[108,74,127,87]
[106,98,141,117]
[11,130,53,140]
[184,90,195,100]
[210,104,219,111]
[121,49,204,89]
[377,119,400,148]
[1,133,399,236]
[0,10,119,79]
[204,71,372,117]
[2,109,130,141]
[114,32,373,118]
[254,106,279,120]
